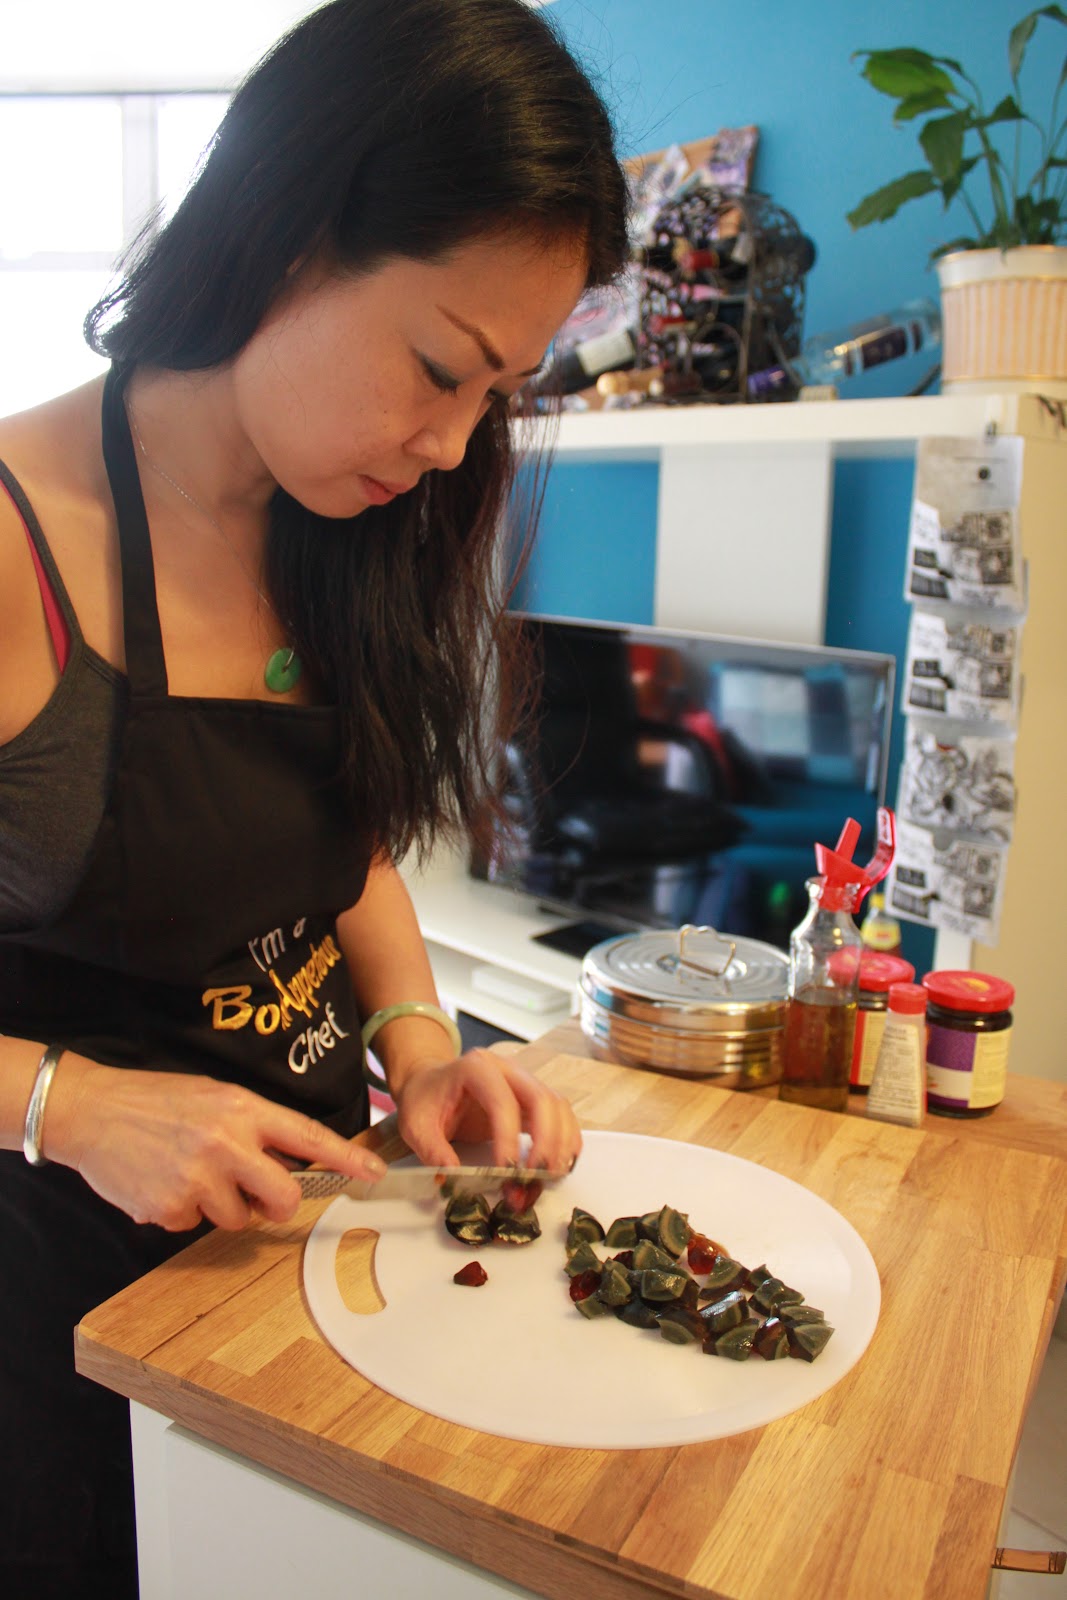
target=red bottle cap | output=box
[921,970,1015,1013]
[887,982,927,1015]
[813,808,896,912]
[858,952,916,992]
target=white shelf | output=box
[403,849,583,1040]
[526,390,1058,461]
[424,941,575,1043]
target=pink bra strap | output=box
[1,476,71,673]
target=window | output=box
[0,92,228,417]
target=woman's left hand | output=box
[393,1051,581,1174]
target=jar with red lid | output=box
[921,970,1015,1117]
[849,952,916,1093]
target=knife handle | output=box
[295,1170,373,1200]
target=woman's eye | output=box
[420,357,461,396]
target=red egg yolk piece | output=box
[568,1268,601,1302]
[687,1234,719,1275]
[502,1178,543,1212]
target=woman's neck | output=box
[124,366,276,558]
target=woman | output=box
[0,0,629,1591]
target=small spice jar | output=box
[921,970,1015,1117]
[849,952,916,1093]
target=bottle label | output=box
[926,1023,1010,1111]
[851,1008,887,1087]
[858,325,909,372]
[866,1017,925,1127]
[861,927,902,953]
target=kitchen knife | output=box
[295,1164,568,1203]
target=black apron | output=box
[0,366,373,1594]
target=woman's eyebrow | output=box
[436,305,545,377]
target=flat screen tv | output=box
[470,613,895,958]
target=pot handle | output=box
[677,923,736,978]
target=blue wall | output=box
[517,0,1052,968]
[519,0,1054,618]
[550,0,1058,352]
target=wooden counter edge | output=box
[518,1021,1067,1165]
[73,1321,701,1600]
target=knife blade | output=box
[295,1164,568,1204]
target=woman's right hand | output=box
[46,1054,385,1231]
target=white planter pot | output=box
[937,244,1067,396]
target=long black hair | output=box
[86,0,629,861]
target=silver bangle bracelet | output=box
[22,1044,64,1167]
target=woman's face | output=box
[230,230,589,518]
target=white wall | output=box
[0,0,321,91]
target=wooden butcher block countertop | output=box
[76,1037,1067,1600]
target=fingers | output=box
[82,1061,575,1236]
[391,1056,508,1171]
[233,1110,389,1224]
[499,1060,582,1173]
[394,1052,581,1175]
[79,1072,391,1233]
[258,1108,388,1186]
[183,1190,250,1233]
[394,1073,472,1169]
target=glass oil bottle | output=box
[779,810,896,1113]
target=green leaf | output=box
[919,111,969,181]
[846,169,940,230]
[1009,7,1067,79]
[977,95,1023,127]
[894,88,955,122]
[855,48,958,102]
[941,154,982,205]
[1009,14,1039,77]
[1014,195,1061,241]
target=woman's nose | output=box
[407,403,484,474]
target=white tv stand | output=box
[400,847,583,1041]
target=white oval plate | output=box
[303,1129,880,1449]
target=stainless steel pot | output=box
[579,923,789,1087]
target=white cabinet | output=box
[408,394,1066,1078]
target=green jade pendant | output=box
[264,647,302,694]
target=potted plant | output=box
[847,4,1067,393]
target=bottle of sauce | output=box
[866,982,928,1128]
[860,892,902,957]
[779,810,896,1113]
[921,971,1015,1117]
[849,951,917,1093]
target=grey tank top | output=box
[0,459,126,936]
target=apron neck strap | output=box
[101,364,169,700]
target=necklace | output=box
[127,409,302,695]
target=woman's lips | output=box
[359,474,416,505]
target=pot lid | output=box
[580,923,789,1035]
